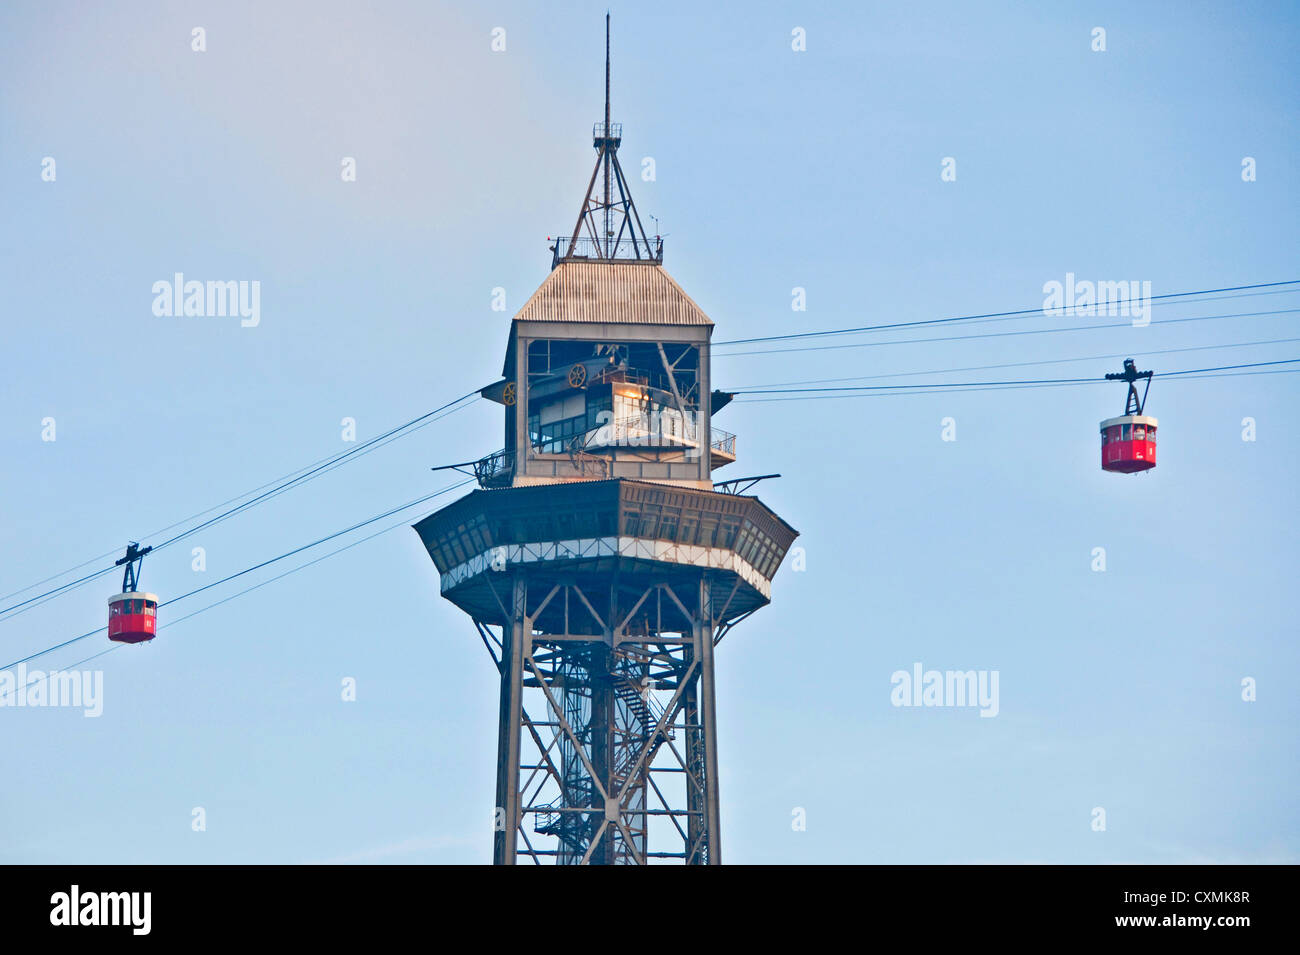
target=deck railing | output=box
[550,234,663,268]
[477,425,737,488]
[473,449,514,488]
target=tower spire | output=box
[553,14,662,269]
[605,11,611,134]
[603,12,612,251]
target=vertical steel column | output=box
[493,576,527,865]
[683,672,704,863]
[696,577,723,864]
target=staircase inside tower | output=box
[496,576,718,866]
[530,642,679,865]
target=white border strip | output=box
[441,536,771,599]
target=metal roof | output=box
[1100,415,1158,429]
[108,592,159,604]
[512,262,713,327]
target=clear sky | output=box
[1,0,1296,863]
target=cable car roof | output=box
[108,591,159,604]
[1100,414,1158,429]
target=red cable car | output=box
[108,542,158,644]
[1100,359,1157,474]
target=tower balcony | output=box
[473,449,515,488]
[593,121,622,146]
[550,234,663,268]
[578,416,735,468]
[472,425,736,490]
[709,427,737,468]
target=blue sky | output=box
[1,0,1296,863]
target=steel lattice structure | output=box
[482,574,732,864]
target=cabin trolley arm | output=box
[1104,358,1154,415]
[115,542,153,593]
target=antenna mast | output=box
[604,12,612,246]
[554,15,661,268]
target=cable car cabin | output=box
[107,591,159,644]
[1100,414,1157,474]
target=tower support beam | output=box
[696,578,723,864]
[493,575,528,865]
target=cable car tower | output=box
[413,17,797,864]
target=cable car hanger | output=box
[115,542,152,593]
[1104,358,1154,415]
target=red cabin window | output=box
[1121,424,1131,440]
[1147,427,1156,444]
[1133,426,1146,441]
